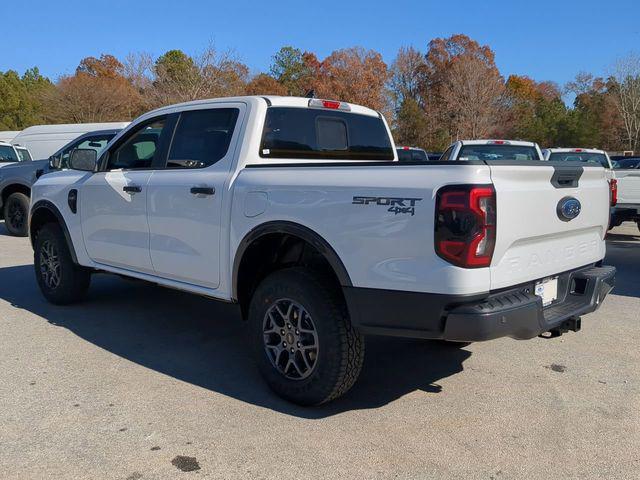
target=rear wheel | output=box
[248,268,364,406]
[34,223,91,305]
[3,192,30,237]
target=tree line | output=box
[1,34,639,152]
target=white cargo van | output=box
[11,122,130,160]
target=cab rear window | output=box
[457,145,540,161]
[548,152,609,168]
[260,107,393,160]
[397,148,428,162]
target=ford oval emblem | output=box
[557,197,581,222]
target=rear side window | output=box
[167,108,239,168]
[548,152,609,168]
[457,145,540,161]
[0,145,18,162]
[260,107,393,160]
[16,148,31,161]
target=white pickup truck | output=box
[611,158,640,231]
[28,96,616,405]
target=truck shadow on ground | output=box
[0,263,470,419]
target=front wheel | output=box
[34,223,91,305]
[3,192,30,236]
[248,268,364,406]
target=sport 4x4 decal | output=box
[352,196,423,216]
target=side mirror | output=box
[69,149,97,172]
[49,155,61,170]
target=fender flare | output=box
[232,220,352,300]
[30,200,79,264]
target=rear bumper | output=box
[344,264,616,341]
[611,205,640,225]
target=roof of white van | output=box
[13,122,130,138]
[460,139,538,147]
[0,131,20,142]
[143,96,380,119]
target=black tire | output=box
[34,223,91,305]
[248,268,364,406]
[3,192,30,237]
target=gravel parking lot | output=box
[0,222,638,480]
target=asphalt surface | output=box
[0,222,638,480]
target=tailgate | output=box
[616,169,640,205]
[487,162,609,290]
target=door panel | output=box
[146,104,244,288]
[81,171,153,272]
[147,169,225,287]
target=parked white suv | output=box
[29,96,616,405]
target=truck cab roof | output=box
[459,139,538,147]
[141,96,380,120]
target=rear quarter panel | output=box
[230,163,493,295]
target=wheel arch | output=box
[1,182,31,206]
[232,221,352,318]
[29,200,79,264]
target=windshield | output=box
[0,145,19,162]
[612,157,640,169]
[16,148,32,162]
[548,152,609,168]
[457,144,540,161]
[397,148,428,162]
[53,133,117,169]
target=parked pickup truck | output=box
[1,129,121,236]
[28,96,616,405]
[610,159,640,231]
[0,141,32,167]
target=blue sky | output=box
[2,0,639,89]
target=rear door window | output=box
[16,148,32,161]
[167,108,240,168]
[260,107,393,160]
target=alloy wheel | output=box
[263,299,319,380]
[40,240,61,289]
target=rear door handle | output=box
[190,186,215,196]
[123,185,142,193]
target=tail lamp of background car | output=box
[435,185,496,268]
[610,178,618,206]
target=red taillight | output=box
[574,148,584,152]
[322,100,340,109]
[403,146,410,150]
[308,98,350,111]
[610,178,618,206]
[435,185,496,268]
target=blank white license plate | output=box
[535,277,558,306]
